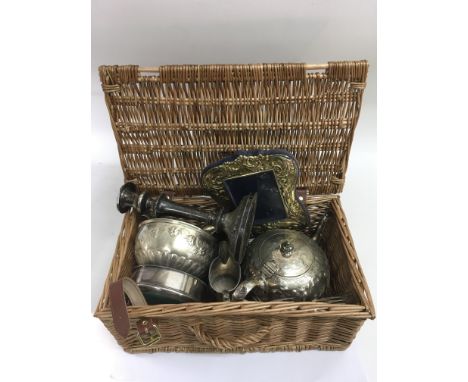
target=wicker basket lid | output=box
[99,61,368,195]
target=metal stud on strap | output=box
[136,318,161,346]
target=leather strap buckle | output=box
[109,277,149,339]
[136,318,161,346]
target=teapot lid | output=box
[249,230,318,277]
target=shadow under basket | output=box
[94,61,375,353]
[94,195,375,353]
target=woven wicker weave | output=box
[95,61,375,353]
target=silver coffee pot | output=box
[232,229,330,301]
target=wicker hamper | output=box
[94,60,375,353]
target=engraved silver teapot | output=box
[232,229,330,301]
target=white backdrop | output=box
[91,1,376,381]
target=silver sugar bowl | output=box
[232,229,330,301]
[134,218,217,279]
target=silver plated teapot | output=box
[232,229,330,301]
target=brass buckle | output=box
[136,318,161,346]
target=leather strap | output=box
[109,277,147,338]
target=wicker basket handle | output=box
[189,323,271,350]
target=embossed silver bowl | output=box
[134,218,217,279]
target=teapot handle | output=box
[232,278,261,301]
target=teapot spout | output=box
[231,278,261,301]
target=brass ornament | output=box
[201,153,309,231]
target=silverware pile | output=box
[116,151,333,304]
